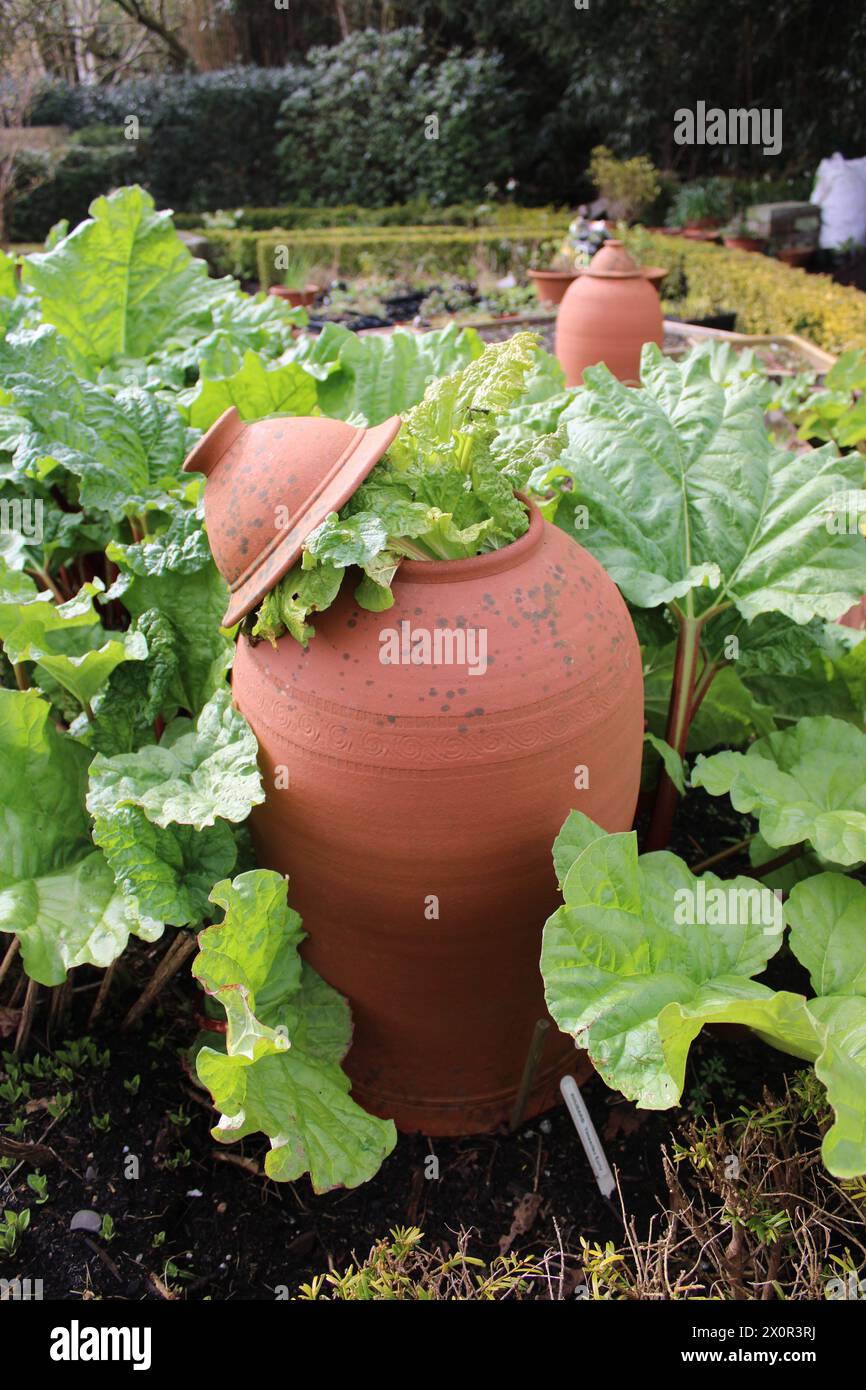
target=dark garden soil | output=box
[0,791,814,1302]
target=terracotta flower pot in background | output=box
[528,267,579,305]
[777,247,811,268]
[555,239,664,386]
[268,283,319,307]
[187,412,645,1135]
[722,235,766,253]
[232,501,644,1134]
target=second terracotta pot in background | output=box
[528,268,579,305]
[555,240,664,386]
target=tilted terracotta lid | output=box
[576,239,643,279]
[183,408,401,627]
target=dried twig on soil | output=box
[14,976,39,1054]
[0,935,20,989]
[87,961,117,1028]
[122,931,197,1031]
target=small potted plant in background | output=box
[722,213,766,253]
[268,251,320,307]
[667,178,731,237]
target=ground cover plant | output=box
[1,185,866,1297]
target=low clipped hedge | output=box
[198,226,562,284]
[624,229,866,354]
[172,202,569,233]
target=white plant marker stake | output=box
[559,1074,616,1199]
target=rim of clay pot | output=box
[575,238,643,280]
[529,268,579,281]
[397,496,543,584]
[183,406,246,477]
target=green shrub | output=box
[623,228,866,353]
[588,146,661,221]
[275,28,519,207]
[10,141,143,242]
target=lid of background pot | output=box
[183,408,401,627]
[577,239,644,279]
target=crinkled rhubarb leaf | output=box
[88,609,181,755]
[3,365,191,516]
[87,687,264,831]
[314,321,483,424]
[534,344,866,624]
[107,510,233,715]
[550,809,607,888]
[193,872,396,1192]
[92,808,237,928]
[22,186,228,372]
[784,875,866,1177]
[182,348,318,433]
[541,815,789,1107]
[692,716,866,865]
[0,689,159,984]
[0,576,147,709]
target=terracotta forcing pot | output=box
[233,504,643,1133]
[555,239,664,386]
[188,412,644,1136]
[527,268,579,306]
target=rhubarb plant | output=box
[529,343,866,848]
[540,811,866,1177]
[192,871,397,1191]
[692,715,866,868]
[2,188,556,1191]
